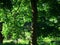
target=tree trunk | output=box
[30,0,38,45]
[0,22,4,43]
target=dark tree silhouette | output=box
[0,22,4,43]
[31,0,38,45]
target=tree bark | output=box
[30,0,38,45]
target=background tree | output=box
[31,0,38,45]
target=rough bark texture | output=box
[31,0,38,45]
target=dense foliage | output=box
[0,0,60,45]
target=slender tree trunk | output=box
[30,0,38,45]
[0,22,4,43]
